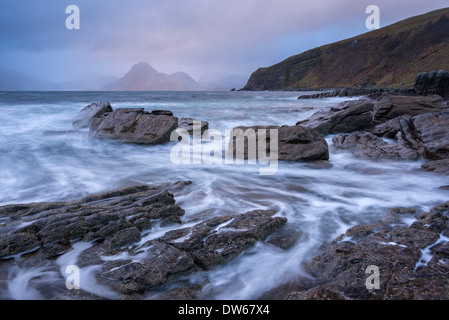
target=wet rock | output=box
[332,131,421,160]
[412,109,449,160]
[333,107,449,162]
[297,87,414,99]
[297,99,375,135]
[415,70,449,99]
[151,110,173,116]
[229,125,329,162]
[102,227,142,254]
[0,184,286,297]
[73,101,113,129]
[89,108,178,145]
[421,159,449,175]
[161,209,287,268]
[287,201,449,300]
[178,118,209,135]
[373,94,444,124]
[0,184,184,259]
[97,241,195,294]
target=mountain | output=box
[164,71,203,91]
[104,62,205,91]
[242,8,449,91]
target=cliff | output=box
[242,8,449,91]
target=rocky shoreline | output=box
[0,182,287,299]
[1,70,448,300]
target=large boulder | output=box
[228,125,329,162]
[287,201,449,300]
[73,102,113,129]
[415,70,449,99]
[89,108,178,145]
[296,99,375,135]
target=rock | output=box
[332,131,422,160]
[89,108,178,145]
[297,87,414,99]
[178,118,209,135]
[0,184,183,259]
[373,94,444,124]
[415,70,449,99]
[102,227,142,254]
[0,232,40,258]
[161,209,287,268]
[42,130,80,136]
[73,102,113,129]
[229,125,329,162]
[287,201,449,300]
[151,110,173,116]
[412,109,449,160]
[297,99,375,135]
[97,240,195,294]
[421,159,449,175]
[0,184,286,298]
[154,282,208,300]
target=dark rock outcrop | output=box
[332,131,422,160]
[0,184,184,260]
[298,94,444,138]
[73,102,113,129]
[415,70,449,99]
[0,184,286,298]
[178,118,209,135]
[421,159,449,175]
[332,108,449,161]
[298,87,414,99]
[228,125,329,162]
[287,201,449,300]
[89,108,178,145]
[297,100,375,135]
[373,94,444,124]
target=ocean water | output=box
[0,91,448,300]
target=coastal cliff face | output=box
[242,8,449,90]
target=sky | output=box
[0,0,448,85]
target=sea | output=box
[0,90,447,300]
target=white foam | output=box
[414,233,449,271]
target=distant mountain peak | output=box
[104,62,203,91]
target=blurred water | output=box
[0,91,447,299]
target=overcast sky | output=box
[0,0,448,83]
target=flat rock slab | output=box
[0,183,286,298]
[229,125,329,162]
[297,99,375,135]
[89,108,178,145]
